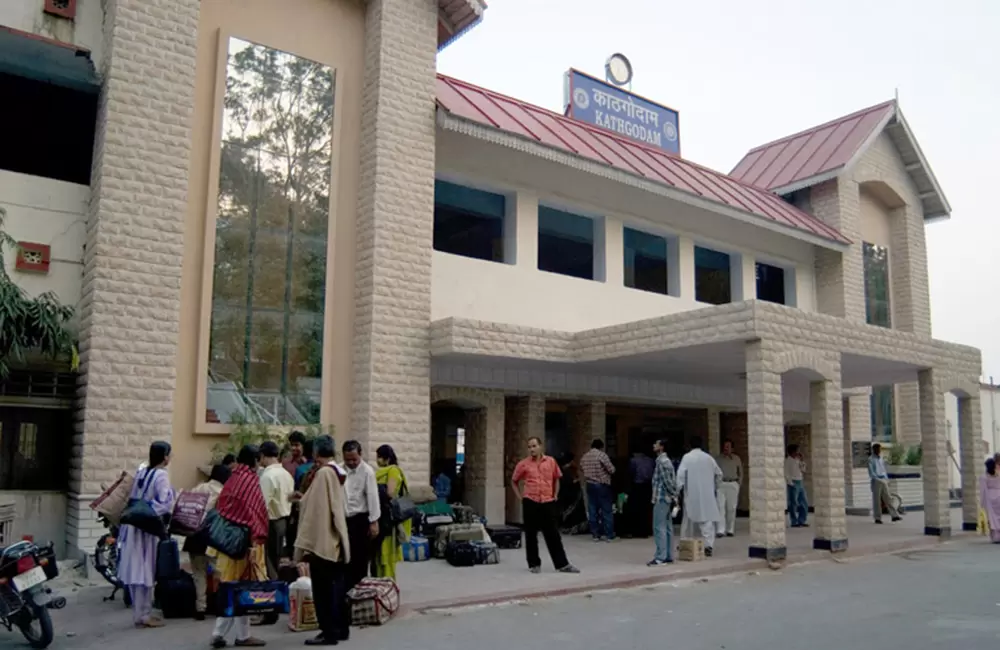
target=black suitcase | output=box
[445,541,477,567]
[156,538,181,581]
[155,571,197,619]
[487,525,522,549]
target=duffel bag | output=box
[470,540,499,565]
[154,571,197,619]
[445,541,477,568]
[217,580,291,618]
[347,578,399,626]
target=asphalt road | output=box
[13,540,1000,649]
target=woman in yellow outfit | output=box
[373,445,411,580]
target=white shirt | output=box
[784,456,805,483]
[342,460,381,524]
[260,462,295,520]
[676,449,723,524]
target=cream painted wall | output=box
[0,0,104,69]
[859,191,893,248]
[0,170,86,310]
[433,133,819,331]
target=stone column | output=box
[844,391,872,510]
[746,341,787,561]
[918,369,950,536]
[707,407,721,456]
[68,0,199,560]
[810,373,848,551]
[959,394,983,531]
[504,395,545,524]
[351,0,438,486]
[463,392,506,526]
[569,401,607,467]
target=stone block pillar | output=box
[463,392,506,526]
[844,392,872,510]
[959,394,983,531]
[746,341,787,561]
[810,373,848,551]
[569,401,607,467]
[707,407,721,456]
[68,0,199,560]
[918,369,950,537]
[351,0,439,486]
[504,395,545,524]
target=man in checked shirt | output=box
[580,439,616,541]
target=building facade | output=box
[0,0,984,563]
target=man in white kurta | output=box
[677,437,723,555]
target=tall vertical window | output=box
[623,227,668,295]
[205,38,334,426]
[870,386,894,442]
[538,206,595,280]
[695,246,732,305]
[433,180,506,262]
[756,262,786,305]
[863,242,891,327]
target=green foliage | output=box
[0,207,77,377]
[210,412,335,463]
[904,444,923,466]
[886,443,907,466]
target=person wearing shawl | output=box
[979,457,1000,543]
[118,441,175,629]
[294,434,351,646]
[210,445,269,648]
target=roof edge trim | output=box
[892,108,952,218]
[437,109,851,252]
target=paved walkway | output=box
[397,509,968,610]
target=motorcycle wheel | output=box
[18,602,54,649]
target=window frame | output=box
[693,244,734,305]
[194,31,341,436]
[432,178,509,264]
[622,225,678,297]
[870,386,895,443]
[862,241,892,328]
[754,259,796,306]
[536,204,598,281]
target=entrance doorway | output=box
[0,406,71,491]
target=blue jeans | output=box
[787,480,808,526]
[652,501,673,562]
[586,482,615,539]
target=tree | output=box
[0,207,77,377]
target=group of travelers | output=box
[115,432,411,647]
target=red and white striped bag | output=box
[347,578,399,626]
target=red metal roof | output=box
[730,101,896,192]
[436,75,850,246]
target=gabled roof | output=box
[730,100,951,220]
[436,75,850,247]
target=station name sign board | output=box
[564,69,680,156]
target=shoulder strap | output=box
[139,468,159,500]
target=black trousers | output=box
[522,499,569,570]
[308,555,349,641]
[627,483,653,538]
[345,513,371,591]
[285,505,299,556]
[266,517,288,580]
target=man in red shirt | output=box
[512,437,580,575]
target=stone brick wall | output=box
[745,340,786,555]
[69,0,199,557]
[568,401,606,471]
[504,395,545,524]
[461,391,505,525]
[809,179,865,322]
[919,368,950,533]
[351,0,438,486]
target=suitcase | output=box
[487,525,522,550]
[445,541,477,567]
[470,540,499,565]
[347,578,400,626]
[155,571,197,619]
[433,523,487,558]
[156,538,181,581]
[452,504,476,524]
[402,535,430,562]
[421,514,454,540]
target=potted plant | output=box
[199,414,335,477]
[886,442,923,509]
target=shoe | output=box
[234,639,266,647]
[211,638,227,649]
[726,533,735,537]
[891,517,902,522]
[705,547,714,557]
[647,559,665,566]
[558,564,581,574]
[605,537,616,543]
[592,537,601,542]
[800,523,809,528]
[875,520,883,524]
[194,612,206,622]
[304,635,338,647]
[137,618,165,629]
[529,566,541,574]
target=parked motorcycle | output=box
[93,515,131,607]
[0,540,65,649]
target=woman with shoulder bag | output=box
[209,445,269,648]
[118,441,175,629]
[372,445,412,580]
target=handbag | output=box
[89,471,134,525]
[389,475,416,524]
[169,490,210,537]
[201,509,251,559]
[120,469,167,537]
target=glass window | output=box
[870,386,894,442]
[433,180,506,262]
[756,262,786,305]
[863,242,891,328]
[624,227,668,295]
[695,246,732,305]
[538,206,595,280]
[205,38,334,426]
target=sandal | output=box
[234,639,266,647]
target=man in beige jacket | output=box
[294,434,350,647]
[183,463,231,620]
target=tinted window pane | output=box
[433,181,506,262]
[863,242,891,328]
[756,262,786,304]
[538,206,594,280]
[695,246,731,305]
[624,227,668,295]
[870,386,894,442]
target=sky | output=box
[437,0,1000,382]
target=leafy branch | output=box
[0,207,78,377]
